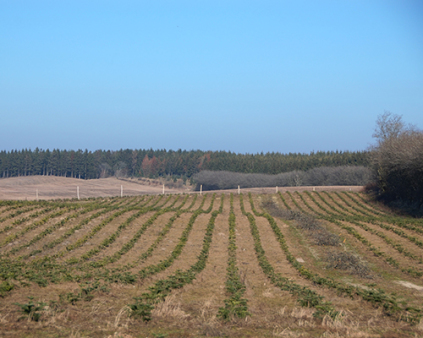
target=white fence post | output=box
[77,186,80,200]
[238,185,240,195]
[36,189,38,201]
[121,185,123,197]
[200,185,202,195]
[163,184,165,195]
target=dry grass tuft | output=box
[0,312,9,324]
[197,298,225,337]
[151,295,190,320]
[106,332,134,338]
[262,288,275,298]
[320,311,379,337]
[321,331,374,338]
[199,297,215,321]
[114,306,131,328]
[290,307,315,319]
[69,330,81,338]
[272,327,300,337]
[200,322,225,337]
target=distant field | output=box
[1,190,422,337]
[0,176,188,200]
[0,176,363,201]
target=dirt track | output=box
[0,176,363,200]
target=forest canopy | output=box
[0,148,369,180]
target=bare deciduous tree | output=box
[193,166,372,191]
[99,163,112,178]
[114,161,128,179]
[372,111,405,143]
[370,112,423,209]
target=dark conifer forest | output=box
[0,148,369,180]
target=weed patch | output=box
[325,249,372,278]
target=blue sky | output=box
[1,0,422,154]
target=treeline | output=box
[370,112,423,210]
[0,148,369,180]
[193,166,373,190]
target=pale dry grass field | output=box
[0,176,188,200]
[0,176,364,201]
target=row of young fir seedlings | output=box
[63,195,184,265]
[0,205,39,228]
[289,190,419,274]
[93,194,200,273]
[290,191,412,277]
[336,192,423,245]
[1,206,76,247]
[128,194,224,321]
[66,194,203,284]
[0,194,130,231]
[12,196,144,257]
[0,203,132,290]
[350,191,423,225]
[112,196,203,278]
[0,198,139,295]
[134,194,215,281]
[298,191,423,278]
[217,193,249,320]
[0,195,169,294]
[52,195,171,261]
[0,199,72,226]
[9,196,151,258]
[0,201,42,219]
[1,195,151,258]
[40,194,184,276]
[239,194,337,318]
[311,192,423,264]
[74,194,195,280]
[338,192,423,229]
[33,196,152,258]
[281,191,422,322]
[0,203,83,247]
[11,196,119,226]
[70,194,205,284]
[82,194,191,269]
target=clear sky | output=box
[1,0,422,154]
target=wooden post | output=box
[200,185,202,195]
[163,184,165,195]
[121,185,123,197]
[77,186,80,200]
[313,187,315,191]
[36,189,38,201]
[238,185,240,195]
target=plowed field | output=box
[1,191,423,337]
